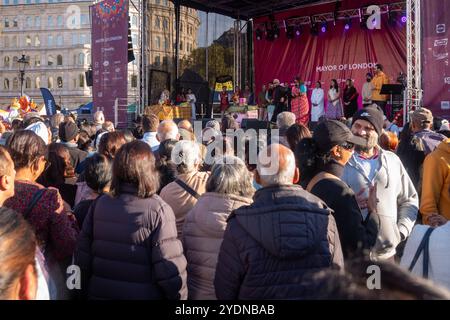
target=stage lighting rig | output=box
[310,17,319,36]
[256,28,263,40]
[388,10,398,26]
[401,12,407,23]
[272,22,280,39]
[295,24,302,37]
[344,16,352,30]
[321,21,328,33]
[286,24,295,39]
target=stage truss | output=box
[406,0,422,118]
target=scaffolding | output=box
[406,0,422,120]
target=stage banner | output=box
[254,0,406,113]
[91,0,129,125]
[421,0,450,119]
[213,75,234,103]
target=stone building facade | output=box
[0,0,199,110]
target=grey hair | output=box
[257,144,296,186]
[93,110,105,124]
[157,120,179,141]
[206,155,255,198]
[171,140,200,174]
[277,112,296,130]
[206,120,221,131]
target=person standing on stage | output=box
[257,84,268,121]
[371,64,390,115]
[243,84,254,105]
[271,79,287,123]
[362,73,374,108]
[343,79,359,119]
[311,81,325,122]
[326,79,343,120]
[186,88,197,120]
[291,77,310,127]
[219,86,230,118]
[266,82,275,122]
[231,86,242,105]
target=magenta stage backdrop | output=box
[421,0,450,119]
[253,0,406,112]
[91,0,129,125]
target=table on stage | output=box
[148,104,192,120]
[225,105,259,125]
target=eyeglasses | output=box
[340,142,355,150]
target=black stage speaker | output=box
[127,21,135,63]
[241,119,269,130]
[85,69,93,87]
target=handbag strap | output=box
[408,227,435,278]
[306,172,340,193]
[175,179,200,200]
[23,188,47,220]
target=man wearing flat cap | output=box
[59,121,88,170]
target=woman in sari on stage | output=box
[291,77,310,127]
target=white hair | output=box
[277,112,296,130]
[257,144,296,186]
[157,120,179,141]
[172,140,200,173]
[94,110,105,124]
[206,120,220,131]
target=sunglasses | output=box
[340,142,355,150]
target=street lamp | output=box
[17,54,29,97]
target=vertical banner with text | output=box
[91,0,129,125]
[421,0,450,119]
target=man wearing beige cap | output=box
[400,107,446,194]
[411,108,446,155]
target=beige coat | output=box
[160,171,210,239]
[182,192,253,300]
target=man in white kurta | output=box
[311,81,325,122]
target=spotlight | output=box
[286,25,295,39]
[344,17,352,30]
[255,28,263,40]
[401,12,407,23]
[266,28,274,41]
[310,22,318,36]
[360,14,368,29]
[295,25,302,36]
[388,11,398,26]
[272,22,280,39]
[321,21,327,33]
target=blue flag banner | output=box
[40,88,56,116]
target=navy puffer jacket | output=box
[214,184,344,300]
[74,184,187,300]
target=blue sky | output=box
[197,11,235,47]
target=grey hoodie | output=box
[342,148,418,260]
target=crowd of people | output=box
[0,98,449,300]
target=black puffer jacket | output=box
[74,184,187,300]
[214,184,344,300]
